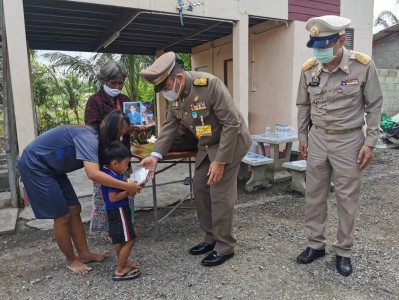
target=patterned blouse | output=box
[84,87,131,148]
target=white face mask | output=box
[103,84,121,97]
[161,77,182,101]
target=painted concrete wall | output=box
[3,0,37,152]
[341,0,374,55]
[192,21,312,135]
[378,69,399,117]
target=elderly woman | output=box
[84,60,135,235]
[17,110,142,275]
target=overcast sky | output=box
[374,0,399,32]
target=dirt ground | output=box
[0,148,399,300]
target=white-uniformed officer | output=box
[296,15,383,276]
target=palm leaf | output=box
[374,10,399,28]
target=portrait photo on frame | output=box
[123,102,143,125]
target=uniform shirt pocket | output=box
[328,85,361,110]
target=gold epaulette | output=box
[354,51,371,65]
[193,78,208,86]
[303,57,317,71]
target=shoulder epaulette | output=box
[303,57,317,71]
[353,51,371,65]
[193,78,208,86]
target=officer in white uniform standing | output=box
[296,15,383,276]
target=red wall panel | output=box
[289,0,341,22]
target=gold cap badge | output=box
[310,25,319,37]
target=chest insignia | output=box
[192,111,198,118]
[341,78,359,86]
[190,102,207,111]
[193,96,199,102]
[193,78,208,86]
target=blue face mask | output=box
[313,47,335,64]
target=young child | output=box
[101,141,141,281]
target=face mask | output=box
[103,84,121,97]
[161,77,182,101]
[313,46,336,64]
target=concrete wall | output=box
[378,69,399,117]
[341,0,374,55]
[373,35,399,70]
[191,21,312,135]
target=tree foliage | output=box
[32,51,157,133]
[374,1,399,29]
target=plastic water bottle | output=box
[282,125,287,137]
[283,125,289,137]
[275,124,280,136]
[265,124,271,136]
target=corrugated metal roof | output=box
[373,23,399,43]
[23,0,267,55]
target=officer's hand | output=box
[299,142,308,159]
[357,145,374,171]
[126,180,142,195]
[137,155,159,179]
[207,161,225,185]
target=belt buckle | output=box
[325,129,335,135]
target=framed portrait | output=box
[123,102,143,125]
[142,101,155,126]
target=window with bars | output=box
[344,28,354,50]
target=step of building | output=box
[0,191,11,208]
[0,207,18,235]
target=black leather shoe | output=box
[296,247,326,264]
[201,251,234,267]
[336,255,352,277]
[189,242,215,255]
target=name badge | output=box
[196,125,212,137]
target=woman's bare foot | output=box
[66,259,92,275]
[78,250,109,263]
[127,261,140,269]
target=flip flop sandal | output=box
[112,269,141,281]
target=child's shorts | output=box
[107,205,136,244]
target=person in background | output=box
[17,110,142,275]
[139,52,251,267]
[84,60,137,240]
[100,141,141,281]
[296,15,383,276]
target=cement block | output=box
[378,76,386,84]
[388,70,398,77]
[0,208,18,235]
[19,206,35,220]
[387,84,396,91]
[0,192,11,208]
[380,69,389,77]
[388,91,397,97]
[386,77,395,84]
